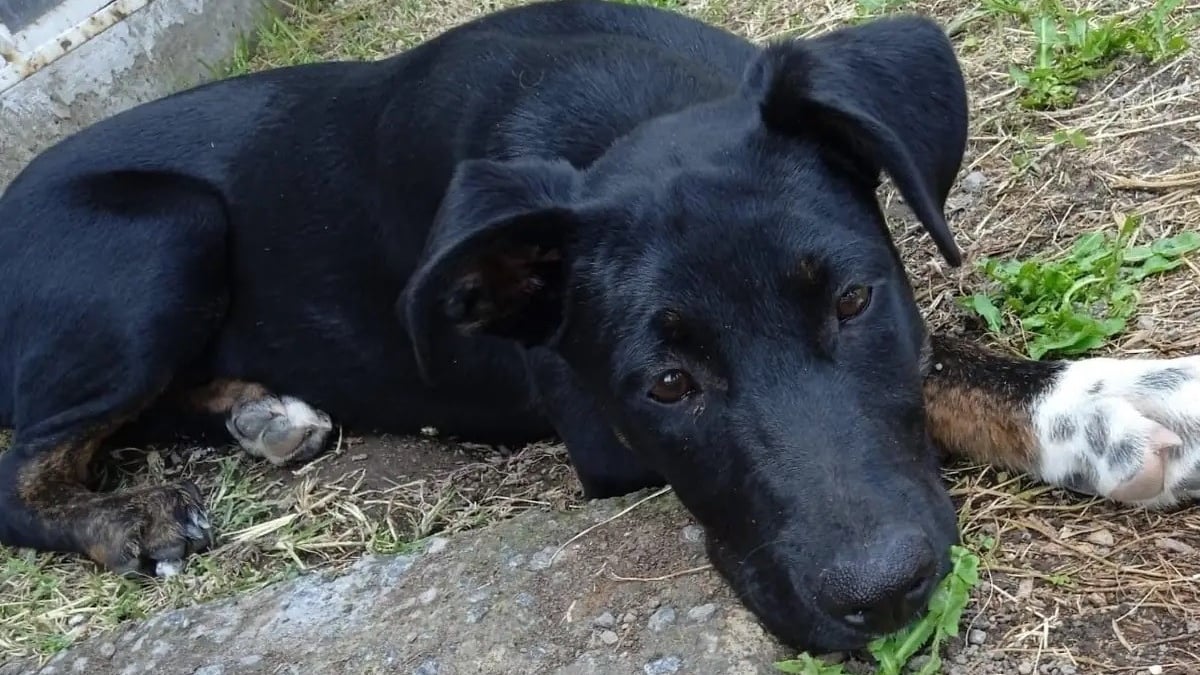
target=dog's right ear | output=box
[741,15,968,267]
[402,157,581,383]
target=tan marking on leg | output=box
[185,379,270,415]
[923,336,1041,472]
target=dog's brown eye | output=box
[648,370,696,403]
[836,286,872,321]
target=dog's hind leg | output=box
[184,380,334,466]
[0,174,228,574]
[923,334,1200,509]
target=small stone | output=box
[1148,665,1164,675]
[67,614,86,627]
[515,592,535,608]
[961,170,987,193]
[418,588,438,605]
[1017,661,1034,675]
[968,629,987,645]
[1059,665,1077,675]
[646,597,661,609]
[621,612,637,624]
[465,604,490,624]
[907,655,931,672]
[687,604,718,623]
[643,656,682,674]
[1156,538,1196,555]
[599,630,619,646]
[98,644,116,659]
[647,607,676,632]
[426,537,449,555]
[528,546,558,570]
[192,667,223,675]
[414,659,440,675]
[1186,620,1200,634]
[1086,529,1115,547]
[71,659,89,673]
[593,612,616,628]
[681,525,704,543]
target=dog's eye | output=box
[648,369,696,403]
[836,286,872,321]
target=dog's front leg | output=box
[923,334,1200,508]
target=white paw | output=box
[226,395,333,465]
[1031,355,1200,508]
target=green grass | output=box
[960,217,1200,360]
[775,545,983,675]
[985,0,1192,109]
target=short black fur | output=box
[0,0,970,653]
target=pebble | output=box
[426,537,449,555]
[515,592,535,608]
[465,604,489,624]
[1059,665,1077,675]
[599,630,619,646]
[528,546,558,570]
[643,656,682,674]
[621,612,637,624]
[67,614,86,627]
[594,612,616,628]
[1017,661,1034,675]
[1187,620,1200,634]
[1156,537,1196,555]
[192,666,223,675]
[414,659,440,675]
[1149,665,1164,675]
[98,644,116,659]
[968,629,987,646]
[419,588,438,605]
[647,607,676,632]
[681,525,704,543]
[687,604,717,623]
[1086,529,1115,547]
[961,170,987,193]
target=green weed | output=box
[985,0,1192,109]
[775,545,982,675]
[961,216,1200,360]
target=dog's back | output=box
[0,0,761,428]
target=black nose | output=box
[817,526,941,635]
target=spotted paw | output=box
[227,395,333,465]
[1031,355,1200,508]
[83,481,214,577]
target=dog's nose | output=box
[817,526,941,635]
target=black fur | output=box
[0,0,969,653]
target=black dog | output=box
[3,0,1197,654]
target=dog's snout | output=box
[817,526,942,635]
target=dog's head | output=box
[404,15,965,653]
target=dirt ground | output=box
[2,0,1200,672]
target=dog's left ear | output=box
[743,15,967,266]
[401,157,581,382]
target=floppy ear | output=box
[743,15,968,266]
[402,157,581,382]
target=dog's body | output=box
[2,0,1199,654]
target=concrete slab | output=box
[0,0,280,188]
